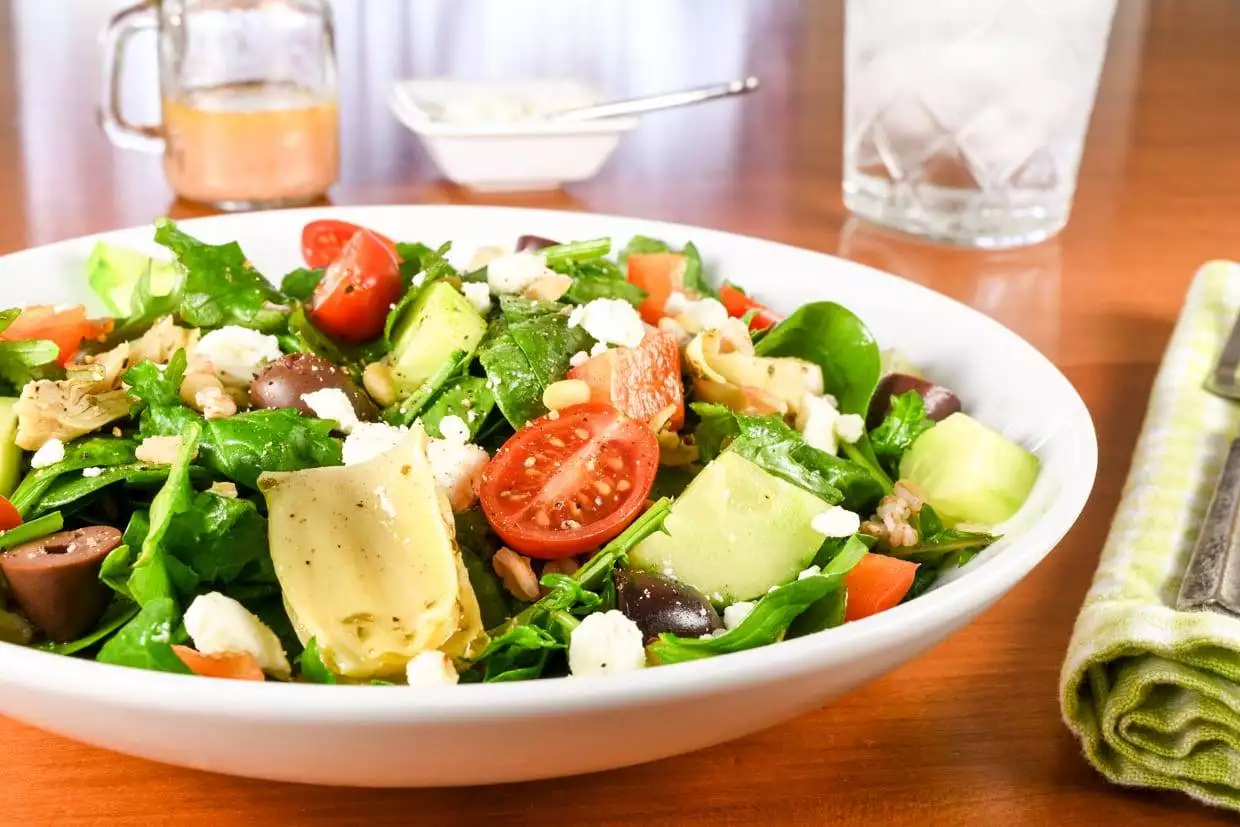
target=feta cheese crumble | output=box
[797,393,842,455]
[568,610,647,676]
[342,422,409,466]
[426,438,489,512]
[486,251,550,294]
[461,281,493,314]
[183,592,291,678]
[798,565,822,580]
[405,650,460,686]
[30,438,65,469]
[834,413,866,445]
[437,414,470,444]
[300,388,360,434]
[666,292,730,332]
[722,601,756,630]
[194,326,282,385]
[589,341,609,357]
[568,299,645,348]
[569,350,590,368]
[81,466,104,478]
[812,505,862,538]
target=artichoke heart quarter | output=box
[259,425,484,679]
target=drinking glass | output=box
[843,0,1117,248]
[101,0,339,211]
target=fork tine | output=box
[1206,314,1240,398]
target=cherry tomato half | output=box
[302,220,400,269]
[0,305,96,366]
[479,405,659,559]
[308,230,403,343]
[719,284,783,332]
[0,496,22,531]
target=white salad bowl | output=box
[0,206,1095,787]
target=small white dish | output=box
[389,79,637,192]
[0,205,1096,787]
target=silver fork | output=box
[1177,316,1240,614]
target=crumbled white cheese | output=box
[812,505,862,538]
[437,414,470,444]
[568,610,647,676]
[426,438,489,512]
[183,592,291,679]
[666,292,730,332]
[300,388,360,434]
[834,413,866,445]
[341,422,408,466]
[797,393,841,455]
[798,565,822,580]
[411,271,427,289]
[486,251,550,294]
[405,650,460,686]
[30,438,65,469]
[569,350,590,368]
[589,341,609,357]
[723,601,756,630]
[460,282,493,314]
[568,299,645,349]
[664,291,691,316]
[194,326,282,385]
[81,466,104,478]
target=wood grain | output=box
[0,0,1237,823]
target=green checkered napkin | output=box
[1062,261,1240,810]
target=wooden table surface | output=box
[0,0,1237,824]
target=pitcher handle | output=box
[100,1,164,152]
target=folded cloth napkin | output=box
[1062,261,1240,811]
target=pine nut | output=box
[362,361,399,407]
[542,379,591,412]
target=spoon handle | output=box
[549,76,760,123]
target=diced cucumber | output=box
[86,241,178,316]
[899,412,1039,526]
[0,398,20,497]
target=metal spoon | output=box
[548,76,760,123]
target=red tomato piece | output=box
[1,305,93,366]
[843,553,919,622]
[567,330,685,431]
[479,405,659,559]
[0,496,21,531]
[309,230,403,343]
[627,252,686,325]
[302,219,399,268]
[171,645,266,681]
[719,284,783,332]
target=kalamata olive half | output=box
[867,372,962,429]
[250,353,378,421]
[614,568,723,642]
[515,234,559,253]
[0,526,122,642]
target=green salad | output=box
[0,217,1040,685]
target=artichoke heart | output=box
[259,424,484,680]
[685,330,823,417]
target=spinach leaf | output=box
[898,504,997,566]
[96,596,190,673]
[175,492,272,585]
[460,546,511,629]
[128,423,202,606]
[473,624,566,683]
[38,598,139,655]
[692,403,883,511]
[648,573,845,664]
[650,465,698,500]
[477,322,544,429]
[280,267,324,301]
[100,544,135,599]
[754,301,881,417]
[788,535,868,638]
[10,436,141,516]
[507,311,592,389]
[541,237,610,267]
[498,296,561,323]
[902,564,940,603]
[870,390,934,473]
[384,348,474,427]
[560,259,647,307]
[680,242,716,298]
[31,463,174,517]
[0,309,60,389]
[420,375,496,440]
[283,303,347,360]
[619,235,672,263]
[840,438,894,496]
[298,637,337,684]
[200,408,342,488]
[394,241,434,271]
[0,512,64,551]
[153,218,287,332]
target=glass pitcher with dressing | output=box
[101,0,339,211]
